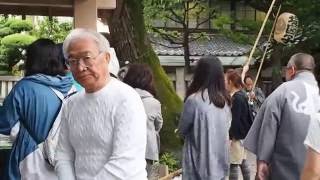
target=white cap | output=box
[108,48,120,77]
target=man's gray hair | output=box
[63,28,110,59]
[287,53,315,72]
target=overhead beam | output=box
[0,0,72,8]
[0,5,110,17]
[0,0,116,9]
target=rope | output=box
[241,0,278,82]
[252,4,282,90]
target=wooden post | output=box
[74,0,97,30]
[176,67,186,99]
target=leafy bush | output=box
[1,33,36,47]
[3,19,16,27]
[0,33,36,70]
[34,17,72,43]
[0,27,13,37]
[9,19,33,32]
[238,19,273,34]
[214,15,234,30]
[159,152,180,172]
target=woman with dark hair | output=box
[225,70,252,180]
[122,63,163,177]
[178,56,232,180]
[0,39,74,180]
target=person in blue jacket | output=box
[0,39,73,180]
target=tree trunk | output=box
[107,0,183,152]
[230,0,237,30]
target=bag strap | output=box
[50,88,64,101]
[50,86,77,101]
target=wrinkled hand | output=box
[255,161,270,180]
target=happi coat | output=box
[244,71,319,180]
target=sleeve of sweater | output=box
[229,93,246,139]
[55,107,76,180]
[94,95,147,179]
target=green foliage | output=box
[144,0,216,69]
[214,15,234,30]
[159,152,180,172]
[1,33,36,46]
[35,17,72,43]
[0,33,36,71]
[3,19,17,28]
[225,30,254,44]
[238,19,272,33]
[9,19,33,32]
[144,0,214,28]
[0,27,13,37]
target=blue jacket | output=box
[0,74,73,180]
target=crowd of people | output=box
[179,53,320,180]
[0,28,319,180]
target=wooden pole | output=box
[241,0,278,82]
[252,5,282,90]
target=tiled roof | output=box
[151,34,252,57]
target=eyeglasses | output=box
[67,53,102,68]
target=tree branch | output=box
[151,27,181,40]
[169,8,185,26]
[191,9,216,32]
[189,34,204,43]
[151,27,183,45]
[161,35,183,45]
[165,15,184,25]
[187,2,199,12]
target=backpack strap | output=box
[39,86,77,167]
[50,88,64,101]
[50,86,77,101]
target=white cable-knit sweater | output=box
[55,78,148,180]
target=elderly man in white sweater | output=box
[55,28,148,180]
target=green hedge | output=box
[9,20,33,32]
[1,33,36,47]
[0,27,13,37]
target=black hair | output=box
[244,75,253,84]
[56,43,68,69]
[186,56,231,108]
[25,39,65,77]
[123,63,157,97]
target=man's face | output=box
[245,78,253,91]
[67,38,110,92]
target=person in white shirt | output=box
[55,28,148,180]
[301,117,320,180]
